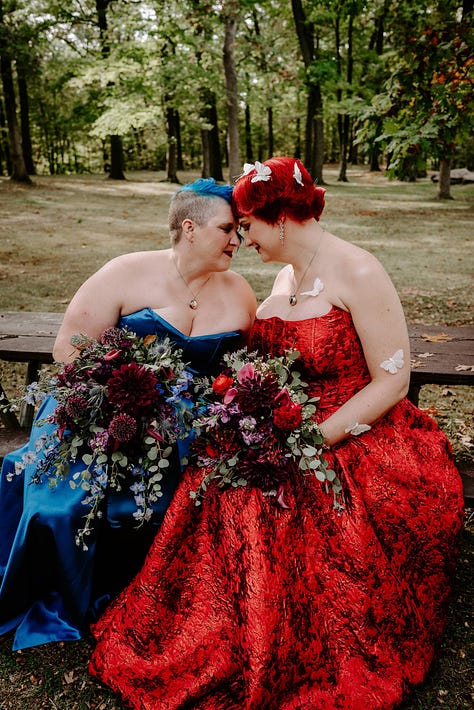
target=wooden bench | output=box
[1,311,473,503]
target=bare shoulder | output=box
[224,269,253,289]
[272,264,293,290]
[328,234,388,281]
[99,250,164,273]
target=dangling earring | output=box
[279,219,285,245]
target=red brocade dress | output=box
[89,307,464,710]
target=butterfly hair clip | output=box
[293,162,304,186]
[242,161,272,183]
[380,349,405,374]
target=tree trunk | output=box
[16,59,35,175]
[108,135,125,180]
[267,106,274,158]
[223,17,240,183]
[0,56,31,183]
[0,98,11,175]
[176,111,183,171]
[436,157,453,200]
[200,89,223,180]
[95,0,125,180]
[292,0,324,183]
[165,105,179,183]
[337,12,354,182]
[0,0,31,183]
[295,116,301,159]
[245,103,252,161]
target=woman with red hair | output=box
[89,159,463,709]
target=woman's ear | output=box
[181,218,195,242]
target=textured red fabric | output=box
[89,308,464,710]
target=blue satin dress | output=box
[0,309,242,650]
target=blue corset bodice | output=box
[118,308,242,375]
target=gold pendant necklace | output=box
[172,256,212,310]
[289,231,324,306]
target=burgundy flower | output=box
[108,413,137,442]
[56,362,78,387]
[107,362,159,414]
[65,395,89,419]
[233,371,280,414]
[273,401,303,431]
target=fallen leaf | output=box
[410,360,426,368]
[421,332,453,342]
[455,364,474,372]
[64,670,75,684]
[441,388,456,396]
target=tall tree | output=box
[189,1,224,180]
[291,0,325,183]
[95,0,125,179]
[222,2,240,183]
[382,0,474,196]
[335,1,355,182]
[0,0,31,183]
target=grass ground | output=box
[0,165,473,709]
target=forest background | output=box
[0,0,473,195]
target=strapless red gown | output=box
[89,308,464,710]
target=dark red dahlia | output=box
[234,372,280,414]
[64,395,89,419]
[238,448,289,490]
[107,362,159,414]
[108,413,138,442]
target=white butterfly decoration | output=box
[344,422,372,436]
[293,162,304,186]
[301,277,324,297]
[380,349,405,374]
[243,161,272,183]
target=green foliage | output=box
[1,0,473,176]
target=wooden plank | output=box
[0,336,55,362]
[0,311,63,337]
[409,323,474,387]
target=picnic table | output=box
[1,311,473,501]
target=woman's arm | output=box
[319,252,410,446]
[53,257,130,363]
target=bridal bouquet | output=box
[189,347,342,509]
[7,327,194,549]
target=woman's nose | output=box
[229,229,241,246]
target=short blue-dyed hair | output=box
[177,177,233,205]
[169,178,234,244]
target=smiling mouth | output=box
[223,250,233,258]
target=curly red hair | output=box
[232,157,325,225]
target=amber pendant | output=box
[289,295,298,306]
[189,298,198,310]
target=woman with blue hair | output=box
[0,178,256,650]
